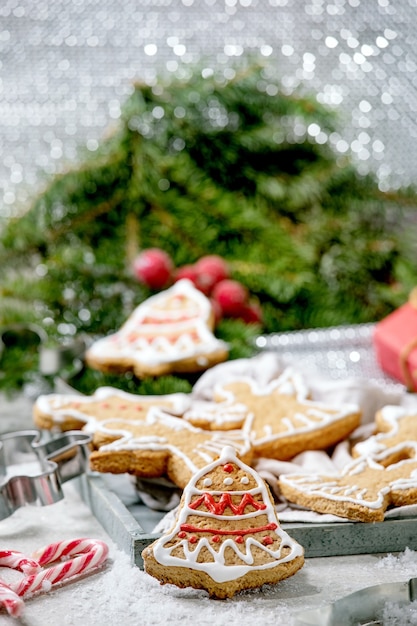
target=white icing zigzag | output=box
[182,399,249,428]
[90,413,253,470]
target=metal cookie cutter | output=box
[294,577,417,625]
[0,429,92,520]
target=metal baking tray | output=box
[75,471,417,570]
[74,323,415,570]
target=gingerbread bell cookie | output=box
[142,446,304,598]
[209,367,361,460]
[85,278,229,378]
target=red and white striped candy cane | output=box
[12,538,109,598]
[0,549,39,574]
[0,549,39,617]
[0,581,24,618]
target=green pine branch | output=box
[1,58,416,394]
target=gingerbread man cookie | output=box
[33,387,252,488]
[142,445,304,598]
[85,279,229,378]
[34,386,191,431]
[279,441,417,522]
[211,368,361,460]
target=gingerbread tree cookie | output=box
[85,279,229,378]
[142,446,304,598]
[279,442,417,522]
[212,368,361,460]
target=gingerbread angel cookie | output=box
[85,279,229,378]
[279,441,417,522]
[142,446,304,598]
[211,367,361,460]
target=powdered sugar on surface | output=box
[377,547,417,572]
[1,482,417,626]
[2,391,417,624]
[381,601,417,625]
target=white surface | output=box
[0,479,416,624]
[1,392,417,625]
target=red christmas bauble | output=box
[132,248,174,290]
[194,255,230,295]
[174,264,199,285]
[238,301,263,325]
[212,279,249,317]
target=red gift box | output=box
[373,292,417,392]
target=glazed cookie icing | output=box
[150,446,304,582]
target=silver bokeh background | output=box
[1,0,417,218]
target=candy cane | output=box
[0,550,39,617]
[12,538,109,598]
[0,581,24,618]
[0,550,40,574]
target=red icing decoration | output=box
[189,492,267,515]
[178,531,187,539]
[223,464,234,473]
[262,536,273,545]
[189,536,198,544]
[180,522,277,536]
[211,536,220,543]
[142,315,195,325]
[236,536,244,544]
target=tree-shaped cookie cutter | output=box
[0,429,91,520]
